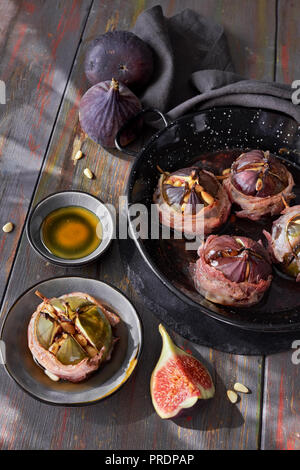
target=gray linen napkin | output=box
[133,6,300,124]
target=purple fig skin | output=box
[84,31,154,91]
[79,79,142,148]
[231,150,288,197]
[204,235,272,283]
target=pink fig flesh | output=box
[150,324,215,419]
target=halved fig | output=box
[153,166,231,236]
[223,150,295,221]
[150,325,215,419]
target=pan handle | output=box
[115,107,170,157]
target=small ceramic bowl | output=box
[26,191,114,267]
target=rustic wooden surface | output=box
[0,0,298,450]
[261,0,300,451]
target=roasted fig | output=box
[192,235,272,307]
[223,150,295,220]
[264,205,300,281]
[84,31,154,91]
[79,78,142,148]
[28,291,120,382]
[150,324,215,419]
[153,166,231,236]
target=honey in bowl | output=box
[41,206,102,259]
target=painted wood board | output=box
[0,0,281,450]
[0,0,93,302]
[261,0,300,451]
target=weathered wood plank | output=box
[0,0,278,450]
[275,0,300,84]
[0,0,92,301]
[261,0,300,451]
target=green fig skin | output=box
[150,324,215,419]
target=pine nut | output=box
[234,382,249,394]
[2,222,14,233]
[74,150,83,161]
[227,390,238,403]
[84,168,94,179]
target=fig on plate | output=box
[28,291,120,382]
[263,205,300,281]
[150,324,215,419]
[79,78,142,148]
[84,31,154,91]
[223,150,295,220]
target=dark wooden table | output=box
[0,0,299,450]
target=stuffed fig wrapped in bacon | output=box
[153,166,231,236]
[223,150,295,221]
[192,235,273,307]
[264,205,300,281]
[28,291,120,383]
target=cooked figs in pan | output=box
[264,205,300,281]
[28,291,120,382]
[192,235,272,307]
[223,150,295,220]
[153,166,231,236]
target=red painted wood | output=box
[0,0,92,302]
[261,0,300,451]
[1,0,293,450]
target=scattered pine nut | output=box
[201,191,214,205]
[234,382,249,394]
[44,370,60,382]
[227,390,238,403]
[74,150,83,161]
[2,222,14,233]
[83,168,94,179]
[222,168,231,175]
[256,177,263,191]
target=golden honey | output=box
[41,206,102,259]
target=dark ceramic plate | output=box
[125,107,300,333]
[0,277,142,405]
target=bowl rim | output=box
[126,106,300,333]
[0,275,144,406]
[26,190,114,267]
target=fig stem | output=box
[158,324,178,357]
[111,77,119,91]
[281,194,289,208]
[35,290,49,302]
[216,174,230,180]
[157,165,168,175]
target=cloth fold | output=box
[132,6,300,124]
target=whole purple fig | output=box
[84,31,154,91]
[79,78,142,148]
